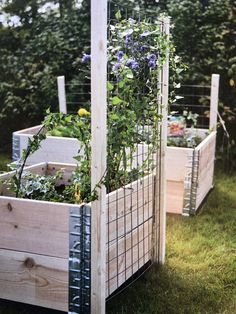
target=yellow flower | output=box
[229,79,235,87]
[74,183,81,203]
[78,108,90,117]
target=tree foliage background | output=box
[0,0,235,168]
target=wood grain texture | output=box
[157,16,169,264]
[57,76,67,114]
[13,126,82,165]
[210,74,220,130]
[90,0,107,312]
[0,249,68,311]
[0,163,156,309]
[166,180,184,214]
[195,132,216,209]
[0,163,47,196]
[0,196,71,258]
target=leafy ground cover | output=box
[0,154,235,314]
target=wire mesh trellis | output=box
[170,83,212,129]
[104,1,168,302]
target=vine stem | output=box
[15,125,45,197]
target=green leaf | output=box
[65,115,72,123]
[107,81,114,91]
[126,70,134,79]
[115,10,122,20]
[118,80,125,88]
[112,96,123,105]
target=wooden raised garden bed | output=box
[13,125,81,165]
[0,162,155,311]
[166,130,216,216]
[12,126,217,217]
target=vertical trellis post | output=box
[159,17,169,264]
[90,0,107,313]
[210,74,220,130]
[153,17,169,265]
[57,76,67,113]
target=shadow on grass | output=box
[106,262,232,314]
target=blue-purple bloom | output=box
[126,59,139,70]
[147,53,157,61]
[147,53,157,69]
[82,53,91,63]
[117,50,124,61]
[148,60,156,69]
[140,45,149,52]
[131,61,139,70]
[112,62,121,71]
[125,35,131,47]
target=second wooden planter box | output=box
[166,130,216,216]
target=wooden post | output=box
[153,17,169,265]
[57,76,67,114]
[210,74,220,130]
[90,0,107,313]
[159,17,169,265]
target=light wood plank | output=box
[14,125,42,135]
[166,180,184,214]
[153,17,169,264]
[0,249,68,311]
[46,162,77,185]
[210,74,220,130]
[195,132,216,209]
[0,196,71,258]
[57,76,67,114]
[91,0,107,312]
[0,163,47,196]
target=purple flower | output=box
[131,61,139,70]
[140,45,149,52]
[82,53,91,63]
[125,35,131,48]
[117,51,124,61]
[112,62,121,71]
[148,60,156,69]
[147,53,157,61]
[126,59,133,67]
[126,59,139,70]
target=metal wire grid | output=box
[170,84,211,129]
[106,2,163,299]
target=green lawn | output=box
[107,172,236,314]
[0,153,235,313]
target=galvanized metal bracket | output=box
[12,133,20,162]
[69,204,91,314]
[183,149,200,216]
